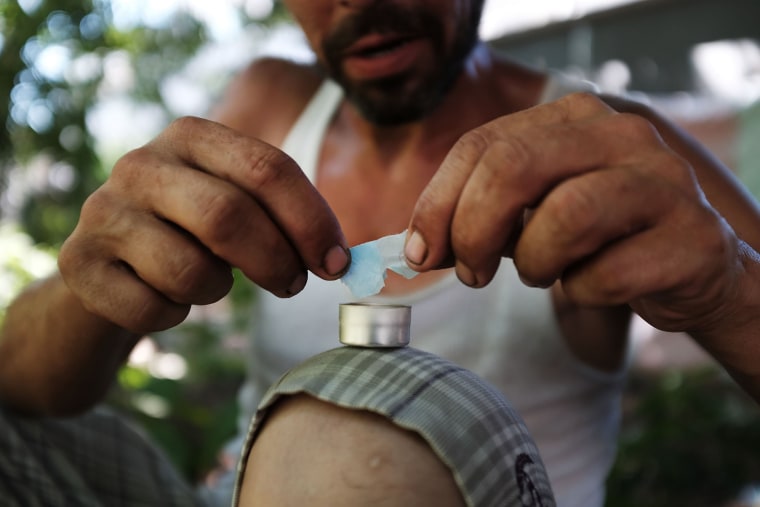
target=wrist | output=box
[691,242,760,398]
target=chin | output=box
[356,100,430,126]
[346,75,454,126]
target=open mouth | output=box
[339,34,425,81]
[345,35,416,59]
[352,38,414,58]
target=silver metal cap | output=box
[339,303,411,348]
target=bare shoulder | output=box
[209,57,324,146]
[488,55,549,111]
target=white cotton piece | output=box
[340,230,419,298]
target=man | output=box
[1,0,759,506]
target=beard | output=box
[320,1,484,126]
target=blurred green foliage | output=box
[0,222,56,322]
[0,0,291,245]
[607,366,760,507]
[1,0,200,243]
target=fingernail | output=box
[324,244,350,276]
[286,272,307,296]
[404,230,427,266]
[518,272,549,289]
[456,263,478,287]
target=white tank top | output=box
[237,74,624,507]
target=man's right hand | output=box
[58,117,349,335]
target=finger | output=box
[82,183,235,304]
[115,213,235,305]
[557,200,733,323]
[448,110,683,287]
[61,188,227,331]
[512,166,666,288]
[151,117,349,279]
[560,227,686,308]
[120,158,308,297]
[407,93,615,272]
[404,129,489,270]
[449,135,544,286]
[561,217,725,318]
[59,235,191,335]
[513,148,700,289]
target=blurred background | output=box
[1,0,759,505]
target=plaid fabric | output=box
[233,346,556,507]
[0,406,203,507]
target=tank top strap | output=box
[280,79,344,183]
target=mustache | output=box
[322,3,439,56]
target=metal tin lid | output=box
[339,303,411,348]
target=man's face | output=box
[284,0,484,125]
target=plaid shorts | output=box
[0,406,203,507]
[233,346,556,507]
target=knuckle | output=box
[491,137,534,183]
[170,256,231,304]
[197,191,250,246]
[587,271,626,301]
[241,148,294,190]
[457,129,490,154]
[78,190,112,225]
[545,182,601,238]
[661,152,696,188]
[559,92,609,115]
[78,188,136,238]
[110,147,154,187]
[165,116,203,139]
[614,112,660,142]
[157,116,206,159]
[168,254,207,298]
[551,181,599,225]
[57,238,87,284]
[699,215,734,260]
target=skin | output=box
[1,0,759,419]
[238,394,466,507]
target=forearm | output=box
[0,272,141,416]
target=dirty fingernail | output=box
[404,230,427,266]
[456,263,478,287]
[324,245,350,277]
[286,272,307,296]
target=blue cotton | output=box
[340,241,386,298]
[340,230,419,299]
